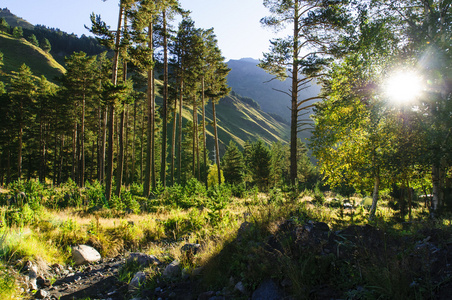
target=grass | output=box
[0,33,65,83]
[0,181,449,299]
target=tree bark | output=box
[177,80,184,184]
[212,99,221,185]
[369,172,380,220]
[160,9,168,187]
[105,1,124,202]
[143,23,155,197]
[201,77,208,186]
[432,163,440,216]
[115,106,125,196]
[290,1,300,187]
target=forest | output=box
[0,0,451,299]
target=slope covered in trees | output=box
[0,33,65,82]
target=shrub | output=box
[84,180,106,208]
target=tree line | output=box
[0,0,318,203]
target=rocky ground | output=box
[19,219,452,300]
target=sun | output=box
[383,70,424,104]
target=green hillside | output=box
[0,8,34,30]
[0,33,65,82]
[165,92,290,159]
[208,94,289,153]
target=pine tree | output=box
[40,38,51,53]
[203,30,231,185]
[222,140,245,185]
[245,139,271,191]
[0,18,9,33]
[28,34,39,47]
[9,64,37,179]
[260,0,349,187]
[12,26,23,38]
[62,52,99,187]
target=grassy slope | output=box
[0,9,34,30]
[165,94,290,157]
[0,33,65,83]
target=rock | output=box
[28,263,38,290]
[181,243,202,255]
[198,290,215,300]
[71,245,101,265]
[129,271,146,292]
[37,275,51,288]
[127,252,161,268]
[163,260,181,278]
[234,281,247,294]
[252,279,282,300]
[34,289,48,299]
[280,277,292,288]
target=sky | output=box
[1,0,288,61]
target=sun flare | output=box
[384,71,424,104]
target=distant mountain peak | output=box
[0,8,34,30]
[238,57,259,63]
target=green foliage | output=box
[12,26,22,38]
[27,34,38,47]
[245,139,271,191]
[0,18,9,33]
[0,262,17,300]
[40,38,51,53]
[207,164,224,188]
[85,180,106,208]
[222,140,244,185]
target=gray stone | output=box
[126,252,161,268]
[252,279,282,300]
[181,243,201,255]
[34,289,47,299]
[163,260,181,278]
[197,290,215,300]
[234,281,247,294]
[71,245,101,265]
[28,263,38,290]
[129,271,146,292]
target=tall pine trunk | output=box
[201,77,208,186]
[160,9,168,187]
[130,101,137,185]
[105,2,124,202]
[212,99,221,185]
[177,80,184,184]
[116,106,125,196]
[289,2,300,187]
[80,93,86,187]
[143,23,155,197]
[171,95,178,185]
[72,121,77,182]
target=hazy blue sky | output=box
[1,0,289,60]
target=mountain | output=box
[204,92,289,155]
[0,8,105,65]
[0,33,65,82]
[0,8,34,30]
[227,58,321,122]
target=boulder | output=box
[71,245,101,265]
[252,279,282,300]
[181,243,201,255]
[129,271,146,292]
[163,260,181,278]
[34,289,48,299]
[126,252,161,268]
[234,281,247,294]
